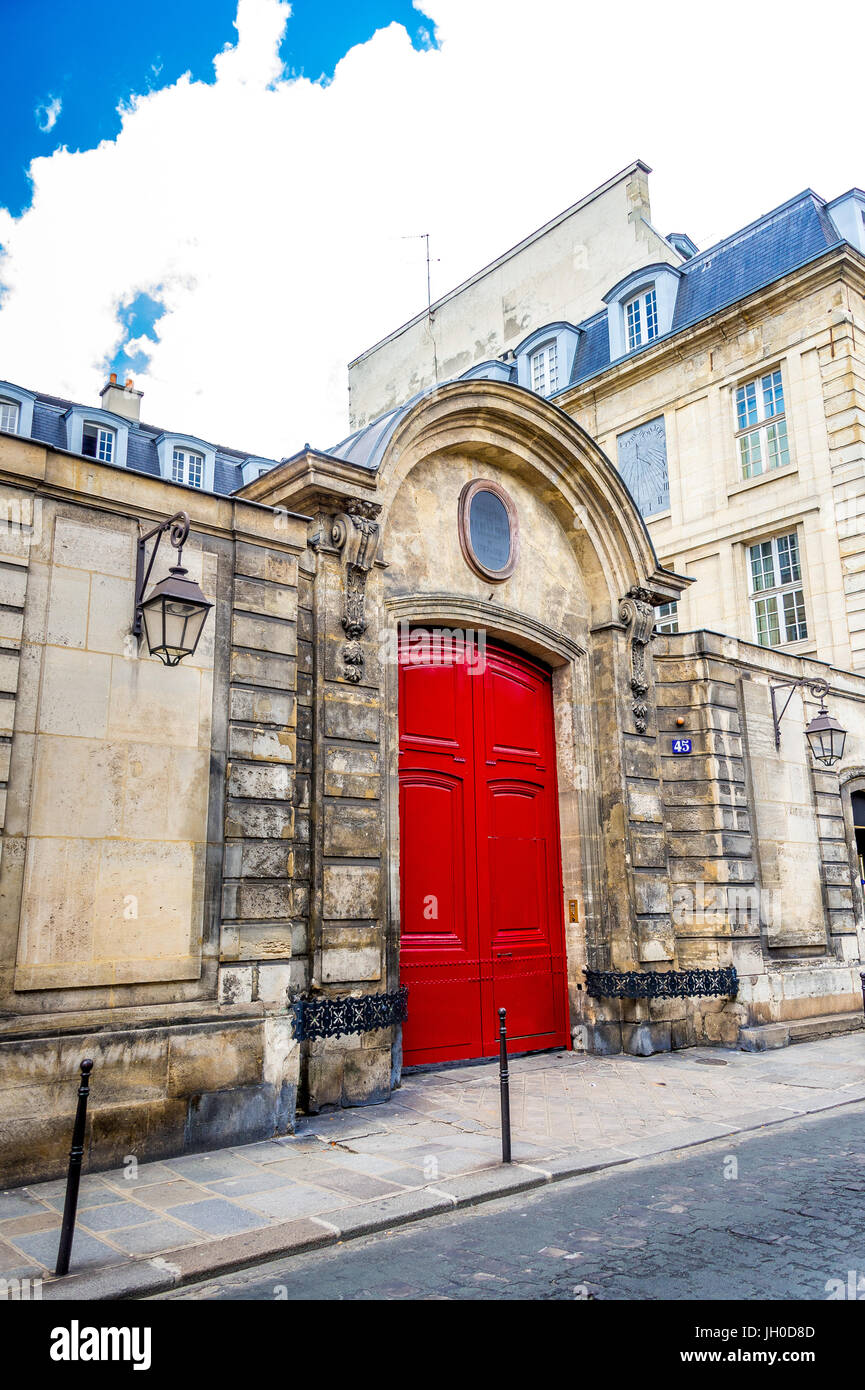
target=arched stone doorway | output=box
[370,380,686,1068]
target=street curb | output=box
[41,1086,865,1300]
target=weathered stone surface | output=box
[323,803,381,857]
[324,745,380,798]
[323,689,380,742]
[227,760,292,801]
[323,865,380,919]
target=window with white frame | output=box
[0,399,20,433]
[735,368,790,479]
[82,422,115,463]
[624,286,659,351]
[748,531,808,647]
[655,601,679,634]
[530,342,558,396]
[172,446,203,488]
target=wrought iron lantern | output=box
[770,675,847,768]
[133,511,212,667]
[804,701,847,767]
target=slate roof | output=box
[324,186,855,471]
[3,386,279,496]
[668,193,841,339]
[567,190,844,389]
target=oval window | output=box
[458,479,519,581]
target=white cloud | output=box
[34,95,62,134]
[1,0,863,459]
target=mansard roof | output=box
[3,384,279,496]
[566,189,845,389]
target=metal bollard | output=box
[54,1059,94,1278]
[498,1007,511,1164]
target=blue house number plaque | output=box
[672,738,692,754]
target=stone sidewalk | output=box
[3,1032,864,1301]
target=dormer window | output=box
[0,399,20,433]
[515,324,580,397]
[625,287,659,351]
[603,263,681,363]
[172,446,203,488]
[82,422,115,463]
[530,342,558,396]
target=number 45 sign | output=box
[672,737,692,755]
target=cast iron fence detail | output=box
[291,986,409,1041]
[585,966,738,1001]
[54,1058,93,1278]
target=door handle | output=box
[496,951,513,958]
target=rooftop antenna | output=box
[402,233,441,380]
[401,233,440,318]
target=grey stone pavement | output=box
[3,1032,864,1300]
[159,1102,865,1302]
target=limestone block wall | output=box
[563,255,862,674]
[9,506,215,996]
[820,283,865,671]
[300,511,390,1112]
[585,615,683,1055]
[0,431,312,1183]
[218,535,306,1009]
[653,630,865,1041]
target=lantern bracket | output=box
[132,510,191,641]
[769,675,830,751]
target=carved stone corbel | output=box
[331,499,382,683]
[619,585,656,733]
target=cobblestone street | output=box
[4,1033,864,1298]
[158,1103,865,1301]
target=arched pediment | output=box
[373,379,685,618]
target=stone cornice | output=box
[0,433,309,551]
[241,447,379,515]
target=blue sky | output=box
[0,0,435,216]
[0,0,861,458]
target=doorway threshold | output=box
[402,1045,568,1078]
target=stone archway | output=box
[368,381,688,1062]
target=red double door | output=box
[398,638,570,1066]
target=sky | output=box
[0,0,862,459]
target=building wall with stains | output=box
[347,161,678,430]
[0,431,308,1184]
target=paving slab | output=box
[2,1031,861,1300]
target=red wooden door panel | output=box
[399,638,569,1066]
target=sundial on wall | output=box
[616,415,669,519]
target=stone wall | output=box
[300,500,391,1111]
[652,630,865,1047]
[0,434,309,1184]
[347,162,674,429]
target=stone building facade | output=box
[1,373,863,1184]
[347,164,865,674]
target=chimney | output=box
[100,372,142,423]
